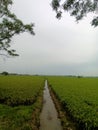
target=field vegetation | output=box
[1,75,98,130]
[0,75,44,130]
[48,76,98,130]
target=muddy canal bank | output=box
[49,84,78,130]
[40,80,62,130]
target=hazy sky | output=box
[0,0,98,76]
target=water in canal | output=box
[40,80,62,130]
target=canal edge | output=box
[48,81,78,130]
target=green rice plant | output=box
[0,75,44,129]
[0,75,44,106]
[48,76,98,130]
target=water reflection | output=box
[40,80,62,130]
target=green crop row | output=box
[0,75,44,130]
[48,76,98,130]
[0,75,44,106]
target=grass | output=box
[0,75,44,130]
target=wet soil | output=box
[40,80,62,130]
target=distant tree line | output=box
[1,71,9,75]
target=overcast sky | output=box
[0,0,98,76]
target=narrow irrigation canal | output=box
[40,80,62,130]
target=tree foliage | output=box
[0,0,35,57]
[51,0,98,26]
[1,71,9,75]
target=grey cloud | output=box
[0,0,98,76]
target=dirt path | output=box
[40,80,62,130]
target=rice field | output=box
[1,75,98,130]
[48,76,98,130]
[0,75,44,130]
